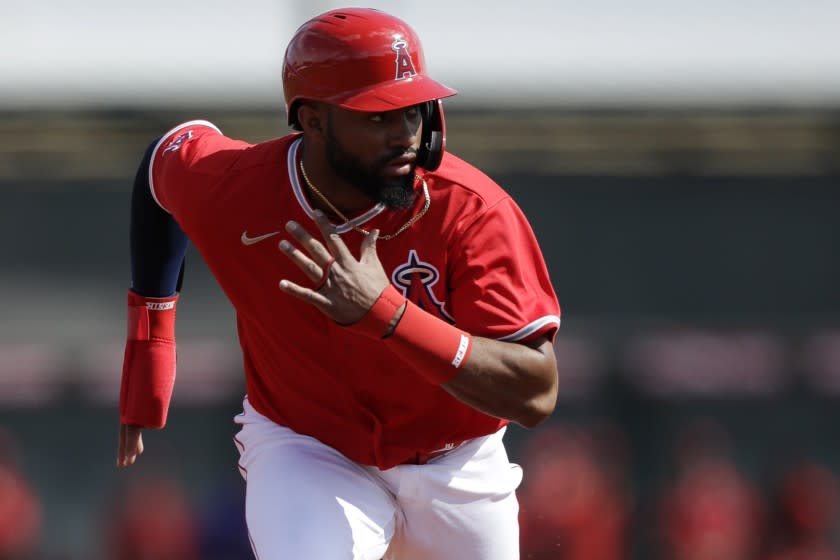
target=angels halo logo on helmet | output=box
[391,39,418,80]
[282,7,456,171]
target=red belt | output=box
[402,441,466,465]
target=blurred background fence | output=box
[2,1,840,559]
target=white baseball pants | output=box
[234,397,522,559]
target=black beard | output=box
[325,125,417,210]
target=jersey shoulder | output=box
[150,121,297,212]
[420,151,513,232]
[228,134,300,173]
[424,151,510,208]
[154,120,296,176]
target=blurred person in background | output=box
[763,461,840,560]
[104,471,199,560]
[656,419,765,560]
[0,428,41,560]
[518,423,631,560]
[197,481,251,560]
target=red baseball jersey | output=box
[149,120,561,469]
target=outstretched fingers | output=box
[117,424,144,468]
[285,220,332,261]
[311,211,354,264]
[278,278,332,308]
[279,238,326,283]
[278,218,336,302]
[277,220,389,325]
[280,219,337,282]
[360,229,380,263]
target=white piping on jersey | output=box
[148,119,222,214]
[497,315,561,342]
[287,137,386,234]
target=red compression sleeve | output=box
[351,285,472,384]
[119,290,178,428]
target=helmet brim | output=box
[333,75,457,113]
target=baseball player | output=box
[116,7,561,559]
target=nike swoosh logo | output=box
[241,230,280,246]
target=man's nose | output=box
[388,113,421,148]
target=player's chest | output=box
[219,191,452,307]
[235,231,453,318]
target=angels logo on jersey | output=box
[392,250,454,323]
[391,39,417,80]
[162,130,193,154]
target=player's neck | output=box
[299,148,376,217]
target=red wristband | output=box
[119,290,179,428]
[350,285,472,384]
[351,284,406,338]
[385,299,473,384]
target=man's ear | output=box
[298,103,324,136]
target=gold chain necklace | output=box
[299,159,430,241]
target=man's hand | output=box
[277,211,391,325]
[117,424,144,468]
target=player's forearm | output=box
[369,290,558,427]
[441,336,558,428]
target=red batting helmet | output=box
[282,8,456,171]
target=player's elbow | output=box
[516,386,558,428]
[509,336,559,428]
[515,362,558,429]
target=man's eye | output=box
[369,114,384,122]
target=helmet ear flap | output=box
[417,100,446,171]
[288,101,303,131]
